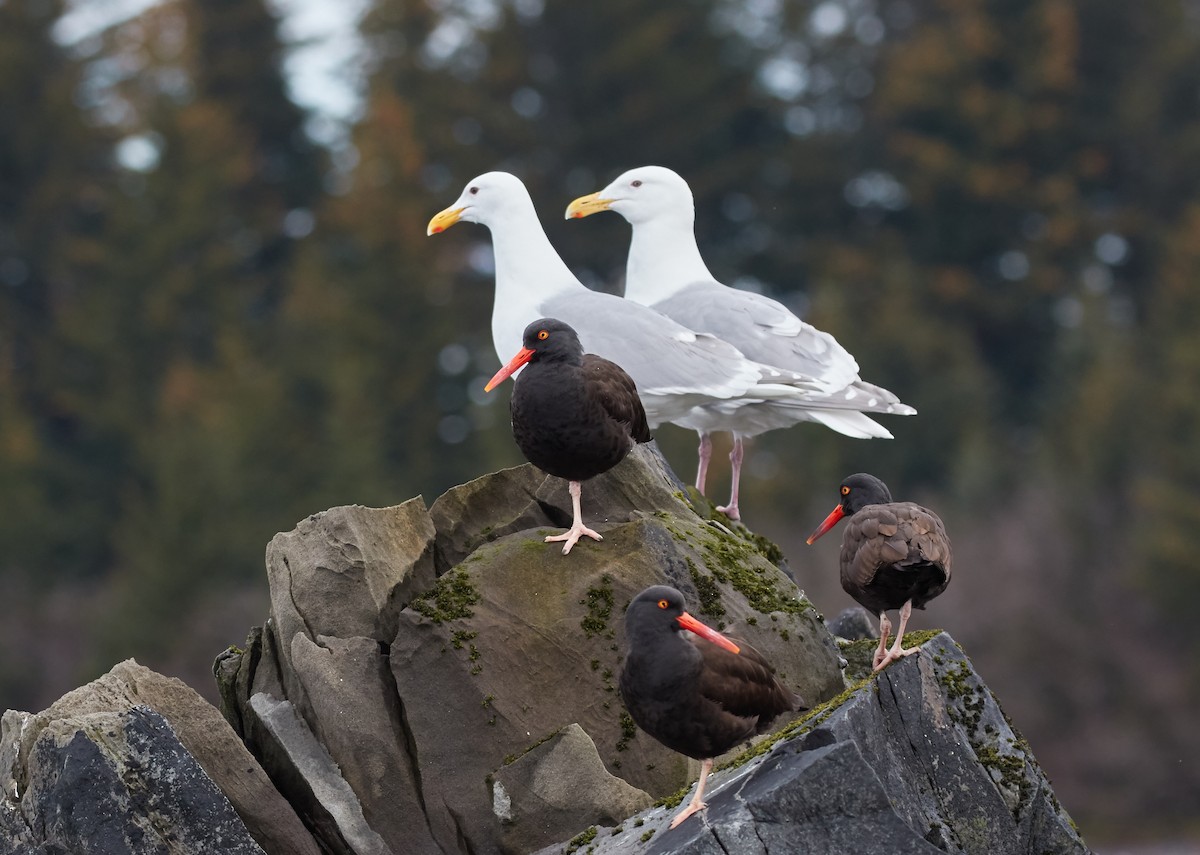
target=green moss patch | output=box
[411,570,481,624]
[580,574,615,639]
[615,712,636,753]
[563,825,597,853]
[686,556,726,620]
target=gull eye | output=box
[657,599,669,609]
[537,330,549,340]
[841,485,851,496]
[469,186,479,195]
[631,179,642,188]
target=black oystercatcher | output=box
[618,585,804,828]
[806,473,952,671]
[485,318,651,554]
[566,166,915,521]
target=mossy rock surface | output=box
[373,444,839,854]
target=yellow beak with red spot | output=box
[427,206,466,236]
[564,192,614,220]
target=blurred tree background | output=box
[2,0,1198,846]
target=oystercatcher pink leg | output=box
[669,758,713,828]
[875,599,921,671]
[544,480,603,555]
[872,612,892,671]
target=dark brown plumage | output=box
[619,585,804,827]
[807,473,952,670]
[485,318,650,553]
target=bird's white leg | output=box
[875,600,921,671]
[544,480,603,555]
[695,432,712,495]
[873,612,892,670]
[669,758,713,828]
[716,435,745,521]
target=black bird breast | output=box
[510,355,648,482]
[840,502,952,615]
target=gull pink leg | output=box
[716,435,744,521]
[695,432,712,495]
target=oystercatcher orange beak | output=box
[676,611,740,655]
[484,346,536,392]
[806,504,845,545]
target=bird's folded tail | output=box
[806,409,895,439]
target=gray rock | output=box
[530,442,693,526]
[636,741,943,855]
[1,660,317,855]
[493,723,653,854]
[289,634,439,853]
[536,633,1089,855]
[264,500,437,719]
[388,507,843,854]
[429,463,554,571]
[3,705,264,854]
[827,606,876,641]
[248,692,392,855]
[213,448,841,855]
[430,442,692,571]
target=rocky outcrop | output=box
[534,633,1087,855]
[2,444,1089,854]
[216,442,844,855]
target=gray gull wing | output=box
[649,281,861,392]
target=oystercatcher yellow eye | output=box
[841,485,851,496]
[537,330,549,340]
[657,599,669,609]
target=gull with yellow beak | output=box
[427,172,831,434]
[567,166,915,520]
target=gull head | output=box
[565,165,693,227]
[428,171,535,235]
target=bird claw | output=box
[668,799,706,829]
[715,504,741,522]
[544,525,603,555]
[873,644,921,672]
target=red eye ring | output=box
[537,330,549,340]
[657,599,669,609]
[841,486,850,496]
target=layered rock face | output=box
[1,444,1090,854]
[1,661,317,855]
